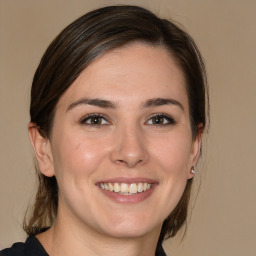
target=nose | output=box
[110,124,149,168]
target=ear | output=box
[28,123,55,177]
[187,124,203,179]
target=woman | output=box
[1,5,208,256]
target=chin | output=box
[98,214,161,239]
[104,226,155,239]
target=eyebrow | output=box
[66,97,184,112]
[66,98,117,111]
[143,98,184,111]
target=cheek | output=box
[151,132,193,176]
[149,131,193,214]
[51,130,110,183]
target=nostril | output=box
[114,158,144,168]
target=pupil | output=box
[153,116,163,124]
[92,116,101,124]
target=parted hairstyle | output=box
[24,5,208,243]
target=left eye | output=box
[146,114,175,125]
[81,115,109,126]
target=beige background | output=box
[0,0,255,255]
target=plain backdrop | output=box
[0,0,255,255]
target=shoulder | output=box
[1,236,48,256]
[1,241,25,256]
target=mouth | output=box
[96,178,158,203]
[99,182,152,195]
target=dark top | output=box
[0,236,48,256]
[1,236,167,256]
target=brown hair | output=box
[24,5,208,242]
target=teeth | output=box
[137,183,143,192]
[129,183,137,194]
[99,182,152,195]
[108,183,114,192]
[121,183,129,193]
[114,183,120,192]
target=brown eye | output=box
[81,115,109,126]
[146,114,175,125]
[152,116,164,125]
[89,116,103,125]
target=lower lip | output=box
[98,184,157,204]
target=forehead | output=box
[57,43,188,110]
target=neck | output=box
[37,212,162,256]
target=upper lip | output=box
[96,177,158,184]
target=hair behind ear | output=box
[23,168,58,235]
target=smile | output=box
[99,182,152,195]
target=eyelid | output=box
[80,113,111,125]
[145,113,176,125]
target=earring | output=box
[190,166,196,174]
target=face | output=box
[32,43,201,240]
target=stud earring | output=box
[191,166,196,174]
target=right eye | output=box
[80,114,110,126]
[145,113,176,126]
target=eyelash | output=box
[80,113,176,127]
[145,113,176,126]
[80,114,110,127]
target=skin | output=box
[29,43,202,256]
